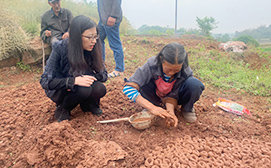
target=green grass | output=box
[189,49,271,97]
[260,47,271,53]
[250,47,271,60]
[258,43,271,56]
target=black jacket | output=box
[40,39,107,103]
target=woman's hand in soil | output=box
[167,112,178,127]
[75,75,97,87]
[165,103,178,127]
[149,106,173,119]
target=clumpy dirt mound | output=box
[15,121,126,168]
[0,81,127,168]
[6,120,126,168]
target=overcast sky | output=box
[87,0,271,34]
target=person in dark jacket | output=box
[40,15,107,122]
[40,0,73,46]
[123,43,205,127]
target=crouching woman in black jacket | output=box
[40,15,107,122]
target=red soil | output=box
[0,35,271,168]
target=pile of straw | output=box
[0,8,28,61]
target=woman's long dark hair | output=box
[156,42,189,69]
[68,15,104,77]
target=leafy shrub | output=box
[16,62,31,72]
[234,35,259,47]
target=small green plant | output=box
[16,62,31,72]
[36,68,42,74]
[132,59,139,63]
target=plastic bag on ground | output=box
[213,98,251,115]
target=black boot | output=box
[80,102,103,116]
[55,105,71,122]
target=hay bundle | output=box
[0,8,28,61]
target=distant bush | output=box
[216,34,231,42]
[148,29,163,36]
[136,25,200,36]
[234,35,259,47]
[166,29,174,35]
[184,28,200,35]
[137,25,165,35]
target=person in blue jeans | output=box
[97,0,125,78]
[123,43,205,127]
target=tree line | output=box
[133,17,270,44]
[234,25,271,41]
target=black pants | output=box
[140,77,205,112]
[58,81,106,111]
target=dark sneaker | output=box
[181,107,197,123]
[80,103,103,116]
[55,105,70,122]
[90,107,103,116]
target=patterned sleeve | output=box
[123,85,141,102]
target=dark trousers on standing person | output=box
[139,77,205,112]
[55,81,106,122]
